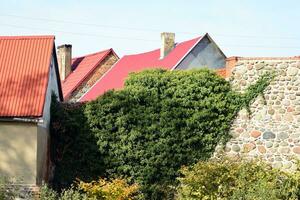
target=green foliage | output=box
[239,71,275,112]
[40,184,58,200]
[0,177,15,200]
[40,184,88,200]
[50,100,105,189]
[78,178,142,200]
[83,69,273,199]
[177,158,300,200]
[0,177,32,200]
[60,187,89,200]
[40,179,140,200]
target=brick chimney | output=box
[57,44,72,81]
[160,32,175,59]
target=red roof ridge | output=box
[72,48,113,60]
[0,35,55,40]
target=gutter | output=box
[0,117,42,123]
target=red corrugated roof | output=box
[0,35,54,117]
[80,36,202,101]
[62,49,117,99]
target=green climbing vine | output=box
[238,71,275,114]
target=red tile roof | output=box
[80,36,202,101]
[62,49,118,99]
[0,35,55,117]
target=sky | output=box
[0,0,300,58]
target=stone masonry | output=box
[217,57,300,170]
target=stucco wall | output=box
[218,59,300,170]
[176,36,226,70]
[0,121,37,184]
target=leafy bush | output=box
[78,178,141,200]
[60,187,88,200]
[40,178,139,200]
[177,158,300,200]
[84,69,273,199]
[0,177,15,200]
[0,177,32,200]
[40,184,58,200]
[50,101,105,189]
[40,184,88,200]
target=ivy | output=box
[51,69,274,199]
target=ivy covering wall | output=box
[50,69,273,199]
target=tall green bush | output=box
[84,69,273,199]
[177,158,300,200]
[50,101,105,189]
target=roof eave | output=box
[0,117,42,123]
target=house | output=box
[0,36,63,186]
[80,32,226,101]
[57,45,119,101]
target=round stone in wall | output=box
[232,145,241,152]
[250,130,261,138]
[277,132,289,140]
[293,147,300,154]
[287,67,298,76]
[263,131,275,139]
[265,141,273,148]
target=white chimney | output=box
[160,32,175,59]
[57,44,72,81]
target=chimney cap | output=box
[160,32,175,59]
[58,44,72,49]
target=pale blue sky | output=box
[0,0,300,57]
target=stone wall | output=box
[68,53,118,102]
[219,58,300,170]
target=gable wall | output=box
[36,55,60,185]
[67,52,118,102]
[217,59,300,170]
[176,36,226,70]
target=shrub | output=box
[40,179,139,200]
[40,184,88,200]
[0,177,32,200]
[78,178,141,200]
[84,69,273,199]
[0,177,15,200]
[177,158,300,200]
[60,187,88,200]
[40,184,58,200]
[50,101,105,189]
